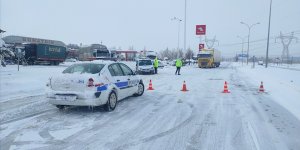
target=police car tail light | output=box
[94,83,104,87]
[87,78,94,87]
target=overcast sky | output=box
[1,0,300,57]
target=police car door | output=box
[108,63,128,100]
[119,63,139,95]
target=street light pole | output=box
[171,17,182,50]
[240,22,260,65]
[184,0,187,53]
[265,0,273,68]
[237,36,247,66]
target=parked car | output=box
[47,61,144,111]
[158,60,165,68]
[136,59,155,74]
[258,60,264,65]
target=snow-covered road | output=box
[1,62,300,150]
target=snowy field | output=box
[1,62,300,150]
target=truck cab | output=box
[197,49,221,68]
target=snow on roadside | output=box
[269,63,300,70]
[234,63,300,120]
[0,65,66,102]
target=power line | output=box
[205,36,219,49]
[219,30,300,47]
[276,32,298,60]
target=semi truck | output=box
[197,49,221,68]
[78,44,116,61]
[24,43,67,65]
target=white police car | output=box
[46,61,144,111]
[136,58,154,74]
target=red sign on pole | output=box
[196,25,206,35]
[199,44,205,51]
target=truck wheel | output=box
[104,91,117,111]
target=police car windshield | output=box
[63,63,105,74]
[139,60,152,66]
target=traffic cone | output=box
[222,81,230,93]
[259,81,265,92]
[147,80,154,90]
[181,81,188,92]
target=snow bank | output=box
[0,65,66,102]
[235,63,300,120]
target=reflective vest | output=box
[153,58,159,68]
[176,59,182,67]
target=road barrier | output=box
[259,81,265,92]
[147,80,154,90]
[222,81,230,93]
[181,81,189,92]
[145,80,265,94]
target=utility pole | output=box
[205,36,219,49]
[184,0,187,53]
[197,36,202,45]
[265,0,272,68]
[275,32,298,63]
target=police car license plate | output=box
[55,95,77,101]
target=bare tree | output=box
[185,48,194,60]
[158,48,189,60]
[177,49,184,58]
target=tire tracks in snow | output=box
[230,66,300,150]
[39,94,174,149]
[113,100,195,150]
[0,95,56,125]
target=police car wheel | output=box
[134,82,144,96]
[105,91,117,111]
